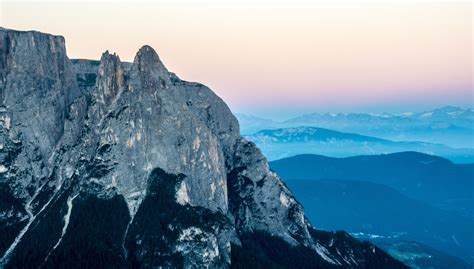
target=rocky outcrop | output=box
[0,28,407,268]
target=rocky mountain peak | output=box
[0,28,408,269]
[131,45,170,88]
[96,50,125,110]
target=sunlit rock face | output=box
[0,27,408,269]
[84,46,230,216]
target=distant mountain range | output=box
[236,106,474,148]
[269,152,474,267]
[244,126,474,163]
[270,152,474,218]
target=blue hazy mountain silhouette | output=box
[236,106,474,148]
[245,126,474,163]
[269,152,474,266]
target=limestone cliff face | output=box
[0,28,407,269]
[0,29,76,196]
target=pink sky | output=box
[1,1,472,118]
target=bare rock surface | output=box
[0,27,407,269]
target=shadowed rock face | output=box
[0,28,407,268]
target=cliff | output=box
[0,28,407,269]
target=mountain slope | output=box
[0,28,406,268]
[270,152,474,218]
[281,179,474,265]
[245,126,474,163]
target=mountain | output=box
[270,152,474,265]
[0,28,406,268]
[280,179,474,266]
[233,113,277,135]
[236,107,474,148]
[245,126,474,163]
[270,152,474,218]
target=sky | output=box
[1,0,472,120]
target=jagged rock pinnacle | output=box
[131,45,170,87]
[96,50,125,109]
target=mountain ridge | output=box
[236,107,474,148]
[270,152,474,264]
[269,152,474,266]
[245,126,474,163]
[270,151,474,213]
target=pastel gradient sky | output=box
[1,0,472,119]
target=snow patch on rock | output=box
[43,193,79,265]
[192,136,201,151]
[0,165,8,173]
[279,192,290,208]
[178,227,203,241]
[315,243,340,265]
[2,115,11,130]
[175,227,220,265]
[176,181,190,205]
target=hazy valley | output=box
[237,109,474,268]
